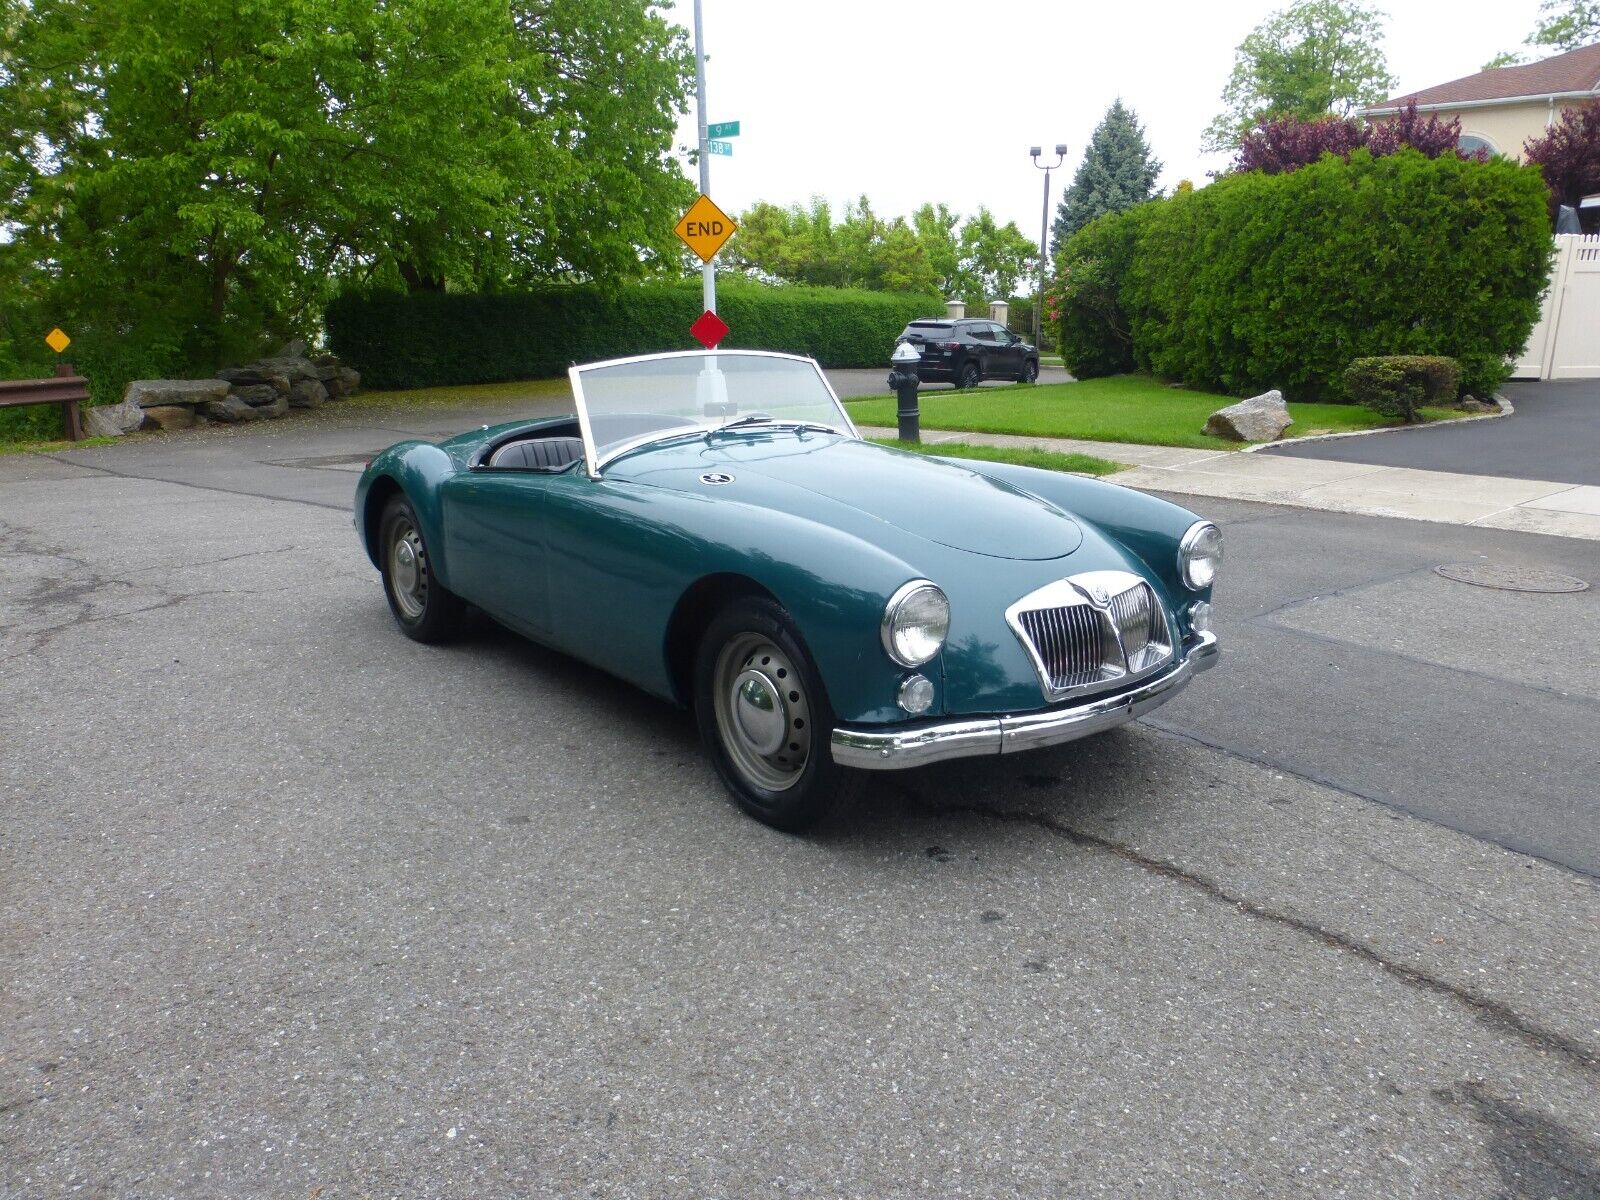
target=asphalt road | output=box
[1261,380,1600,486]
[4,398,1598,1198]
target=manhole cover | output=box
[1434,562,1590,593]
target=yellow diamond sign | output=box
[675,194,736,263]
[45,327,71,354]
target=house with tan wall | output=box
[1363,41,1600,162]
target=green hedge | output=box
[1060,149,1550,400]
[1055,204,1156,378]
[326,282,941,390]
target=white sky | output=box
[664,0,1544,240]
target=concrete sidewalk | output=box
[863,426,1600,542]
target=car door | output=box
[963,322,994,375]
[439,469,556,636]
[988,323,1022,375]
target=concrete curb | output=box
[1241,394,1514,455]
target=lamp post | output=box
[1029,144,1067,350]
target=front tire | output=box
[693,597,855,832]
[1020,359,1039,383]
[379,494,464,643]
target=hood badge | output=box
[1088,584,1110,606]
[699,472,735,485]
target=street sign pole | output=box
[692,0,714,317]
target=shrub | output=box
[1344,355,1461,422]
[1122,149,1550,401]
[1232,104,1485,176]
[1053,203,1155,378]
[325,282,940,390]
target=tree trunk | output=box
[398,262,446,293]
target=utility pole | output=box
[1030,145,1067,348]
[693,0,715,315]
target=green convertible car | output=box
[355,349,1221,830]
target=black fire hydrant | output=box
[887,341,922,443]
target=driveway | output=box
[1260,380,1600,486]
[826,363,1071,399]
[3,401,1599,1197]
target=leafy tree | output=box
[0,0,693,385]
[1528,1,1600,51]
[728,199,1026,300]
[957,208,1038,301]
[1202,0,1397,153]
[1523,100,1600,218]
[1051,100,1163,249]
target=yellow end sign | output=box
[675,194,736,262]
[45,327,71,353]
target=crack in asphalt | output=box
[0,520,293,657]
[890,789,1600,1078]
[38,453,348,511]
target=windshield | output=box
[569,350,856,474]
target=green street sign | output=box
[707,121,740,139]
[708,140,733,156]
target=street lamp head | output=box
[1028,145,1042,159]
[1054,143,1069,156]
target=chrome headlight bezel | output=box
[1178,521,1223,591]
[881,580,950,668]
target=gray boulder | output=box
[254,393,290,419]
[274,338,309,359]
[141,404,197,431]
[229,383,281,407]
[287,378,328,408]
[125,379,230,409]
[1204,389,1292,442]
[324,366,361,399]
[199,395,260,423]
[255,356,320,385]
[83,397,148,438]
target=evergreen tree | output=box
[1051,101,1163,250]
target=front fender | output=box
[354,442,460,586]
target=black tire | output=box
[378,494,465,643]
[693,596,857,832]
[958,361,981,390]
[1020,359,1039,384]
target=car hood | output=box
[608,431,1082,561]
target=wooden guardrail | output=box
[0,362,87,441]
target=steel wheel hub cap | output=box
[713,635,812,793]
[733,670,787,755]
[389,522,428,620]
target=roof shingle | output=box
[1372,41,1600,110]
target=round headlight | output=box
[1179,521,1223,591]
[881,581,949,667]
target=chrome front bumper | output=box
[830,632,1219,771]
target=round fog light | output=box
[898,674,935,715]
[1189,600,1213,635]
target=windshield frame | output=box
[567,349,860,478]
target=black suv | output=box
[894,318,1039,389]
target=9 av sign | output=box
[674,194,737,263]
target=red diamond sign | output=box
[690,309,729,350]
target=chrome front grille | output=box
[1007,571,1174,701]
[1017,604,1110,691]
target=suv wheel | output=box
[1020,359,1039,384]
[958,362,981,390]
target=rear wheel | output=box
[694,597,855,831]
[958,361,981,390]
[379,494,464,643]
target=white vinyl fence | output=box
[1514,234,1600,381]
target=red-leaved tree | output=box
[1232,103,1486,174]
[1523,100,1600,218]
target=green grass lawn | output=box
[345,377,571,410]
[870,438,1123,477]
[847,375,1464,450]
[0,434,117,456]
